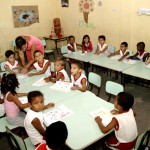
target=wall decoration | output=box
[12,5,39,28]
[79,19,95,29]
[137,8,150,15]
[79,0,94,23]
[61,0,69,7]
[98,1,102,6]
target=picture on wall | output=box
[61,0,69,7]
[12,5,39,28]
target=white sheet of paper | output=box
[17,74,28,79]
[49,81,73,92]
[90,107,113,126]
[43,105,74,125]
[145,64,150,68]
[19,96,28,104]
[123,59,137,64]
[110,55,121,60]
[32,77,48,87]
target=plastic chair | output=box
[88,72,101,96]
[6,126,34,150]
[106,81,124,101]
[0,61,6,72]
[41,39,55,59]
[108,45,115,53]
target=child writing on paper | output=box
[1,73,29,126]
[71,60,87,92]
[44,58,70,83]
[82,35,93,53]
[95,92,138,150]
[4,50,20,74]
[35,121,68,150]
[24,91,54,147]
[28,50,51,76]
[94,35,109,55]
[128,42,147,61]
[108,42,131,61]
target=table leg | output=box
[55,40,59,55]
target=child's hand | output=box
[28,73,34,76]
[21,68,28,74]
[44,77,50,83]
[71,86,79,90]
[45,103,55,109]
[95,116,102,123]
[118,58,122,61]
[111,109,119,115]
[107,55,111,57]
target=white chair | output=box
[106,81,124,101]
[108,45,115,53]
[88,72,101,96]
[6,126,34,150]
[0,61,6,72]
[41,39,55,59]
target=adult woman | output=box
[15,35,44,73]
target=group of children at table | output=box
[0,34,148,150]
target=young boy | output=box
[94,35,109,55]
[28,50,51,76]
[95,92,138,150]
[35,121,68,150]
[24,91,54,146]
[4,50,20,74]
[44,58,70,83]
[108,42,131,61]
[71,60,87,92]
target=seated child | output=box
[108,42,131,61]
[1,73,28,126]
[128,42,147,61]
[44,58,70,83]
[82,35,93,53]
[4,50,20,74]
[94,35,109,55]
[0,76,4,117]
[35,121,68,150]
[144,53,150,65]
[28,50,51,76]
[95,92,138,150]
[71,60,87,92]
[24,91,54,146]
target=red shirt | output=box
[82,41,93,52]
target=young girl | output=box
[94,35,109,55]
[44,58,70,83]
[28,50,51,76]
[24,91,54,146]
[108,42,131,61]
[82,35,93,53]
[1,73,29,126]
[95,92,138,150]
[71,60,87,92]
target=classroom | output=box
[0,0,150,150]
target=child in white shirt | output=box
[28,50,51,76]
[95,92,138,150]
[24,91,54,146]
[71,60,87,92]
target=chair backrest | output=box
[41,39,46,47]
[88,72,101,88]
[93,44,97,53]
[108,45,115,53]
[106,81,124,96]
[0,61,6,72]
[51,62,55,72]
[61,46,68,54]
[12,40,16,47]
[6,126,27,150]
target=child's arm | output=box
[145,56,150,65]
[31,118,45,136]
[108,50,120,57]
[17,64,21,73]
[128,52,138,59]
[71,78,87,92]
[28,61,50,76]
[99,45,108,54]
[44,102,55,110]
[67,46,75,52]
[17,93,28,97]
[95,117,117,134]
[50,72,64,83]
[5,65,16,74]
[44,72,56,83]
[118,51,130,61]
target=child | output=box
[67,35,81,52]
[28,50,51,76]
[128,42,147,61]
[71,60,87,92]
[44,58,70,83]
[82,35,93,53]
[24,91,54,146]
[35,121,68,150]
[1,73,28,126]
[94,35,109,55]
[95,92,138,150]
[144,53,150,65]
[4,50,20,74]
[108,42,131,61]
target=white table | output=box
[44,91,114,150]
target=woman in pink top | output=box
[1,74,29,126]
[15,35,44,73]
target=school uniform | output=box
[4,60,18,70]
[67,43,77,53]
[137,51,147,60]
[35,143,52,150]
[119,49,130,59]
[97,43,109,54]
[83,41,93,52]
[56,69,70,82]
